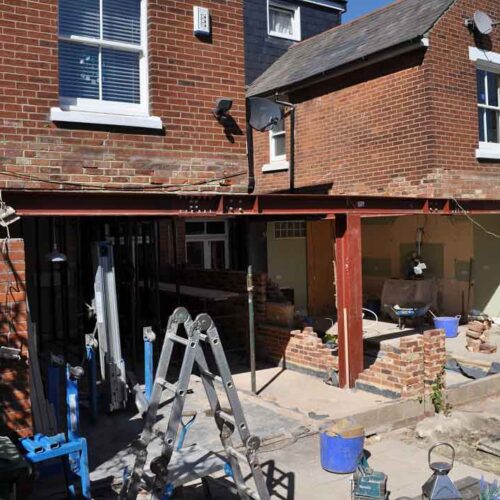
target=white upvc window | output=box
[262,118,289,172]
[267,0,301,41]
[270,119,286,161]
[470,47,500,159]
[185,220,229,270]
[51,0,161,129]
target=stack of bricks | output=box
[285,328,339,377]
[0,239,32,438]
[465,321,497,354]
[356,329,446,399]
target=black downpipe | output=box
[246,99,255,193]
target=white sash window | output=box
[57,0,151,118]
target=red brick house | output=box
[245,0,500,393]
[0,0,253,438]
[3,0,500,438]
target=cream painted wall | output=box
[473,216,500,317]
[362,215,474,315]
[266,222,308,312]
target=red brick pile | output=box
[465,320,497,354]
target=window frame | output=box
[267,0,301,42]
[470,47,500,159]
[185,220,230,270]
[269,119,286,162]
[273,221,306,239]
[54,0,153,121]
[262,118,289,172]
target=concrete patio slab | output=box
[232,367,391,423]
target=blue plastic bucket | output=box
[433,316,460,338]
[319,431,364,473]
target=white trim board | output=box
[298,0,345,12]
[469,46,500,67]
[50,108,163,129]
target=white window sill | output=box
[476,143,500,160]
[268,31,301,42]
[262,160,289,173]
[50,108,163,129]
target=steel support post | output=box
[335,214,364,388]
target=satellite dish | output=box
[248,97,283,132]
[472,10,497,35]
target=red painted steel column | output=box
[335,214,364,388]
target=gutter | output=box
[248,36,430,99]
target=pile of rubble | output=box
[466,320,497,354]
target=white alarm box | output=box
[193,6,211,36]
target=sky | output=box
[343,0,396,22]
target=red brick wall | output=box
[253,0,500,199]
[0,0,247,193]
[425,0,500,198]
[257,325,338,377]
[356,329,446,399]
[0,239,31,438]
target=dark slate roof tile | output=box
[247,0,456,96]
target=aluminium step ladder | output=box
[122,307,270,500]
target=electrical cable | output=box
[0,169,247,193]
[452,197,500,239]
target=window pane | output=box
[210,241,226,270]
[185,222,205,235]
[186,242,204,268]
[102,49,140,103]
[103,0,141,45]
[269,7,293,36]
[477,69,486,105]
[487,71,499,107]
[478,108,486,142]
[206,221,226,235]
[272,119,284,133]
[274,134,286,157]
[59,0,100,38]
[486,109,499,143]
[59,41,99,99]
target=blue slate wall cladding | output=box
[244,0,341,84]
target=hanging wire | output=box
[452,198,500,239]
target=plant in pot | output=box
[323,333,338,351]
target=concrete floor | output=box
[232,367,390,423]
[30,370,500,499]
[128,431,498,500]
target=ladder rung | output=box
[168,334,189,346]
[217,410,235,426]
[199,368,223,385]
[156,378,177,394]
[226,446,250,464]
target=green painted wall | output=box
[266,222,308,312]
